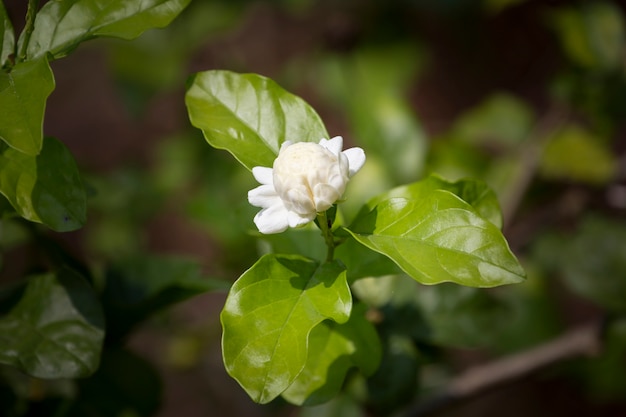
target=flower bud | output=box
[248,136,365,234]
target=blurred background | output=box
[2,0,626,416]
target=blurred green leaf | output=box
[540,124,617,184]
[186,70,329,170]
[0,137,86,232]
[535,216,626,312]
[411,283,510,347]
[451,93,534,147]
[0,268,104,378]
[551,2,626,71]
[0,2,14,68]
[320,45,427,183]
[0,56,54,155]
[24,0,192,60]
[221,254,351,403]
[365,334,419,415]
[282,304,381,406]
[68,348,162,417]
[102,255,226,342]
[345,175,525,287]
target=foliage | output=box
[1,0,626,416]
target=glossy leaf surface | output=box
[0,1,14,67]
[0,268,104,378]
[0,137,86,231]
[0,56,54,155]
[281,304,381,405]
[186,70,328,170]
[24,0,192,60]
[346,176,525,287]
[221,254,351,403]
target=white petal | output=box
[319,136,343,155]
[287,210,315,228]
[342,147,366,177]
[248,184,280,208]
[279,141,293,153]
[252,166,274,185]
[254,203,289,234]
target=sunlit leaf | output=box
[0,56,54,155]
[221,254,351,403]
[0,268,104,378]
[366,175,503,229]
[540,124,617,184]
[0,137,86,232]
[24,0,192,60]
[102,255,227,342]
[281,304,381,405]
[0,1,14,67]
[186,70,329,170]
[345,176,525,287]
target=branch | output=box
[404,321,604,417]
[501,103,569,231]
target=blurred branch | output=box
[404,321,604,417]
[502,103,569,231]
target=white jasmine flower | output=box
[248,136,366,234]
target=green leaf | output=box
[185,70,329,170]
[24,0,192,60]
[318,45,427,183]
[0,2,14,68]
[0,137,86,231]
[281,304,381,406]
[221,254,351,403]
[0,268,105,378]
[451,93,534,147]
[551,2,626,71]
[102,255,226,342]
[534,216,626,312]
[366,175,504,229]
[540,124,617,184]
[345,176,525,287]
[0,56,54,155]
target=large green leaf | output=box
[186,70,329,170]
[0,2,14,67]
[102,255,227,343]
[345,176,525,287]
[221,254,351,403]
[23,0,192,60]
[0,268,105,378]
[281,304,381,405]
[0,137,86,231]
[0,56,54,155]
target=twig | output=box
[501,103,569,231]
[403,321,603,417]
[18,0,40,62]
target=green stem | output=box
[317,211,335,263]
[18,0,40,62]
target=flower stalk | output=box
[317,211,335,262]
